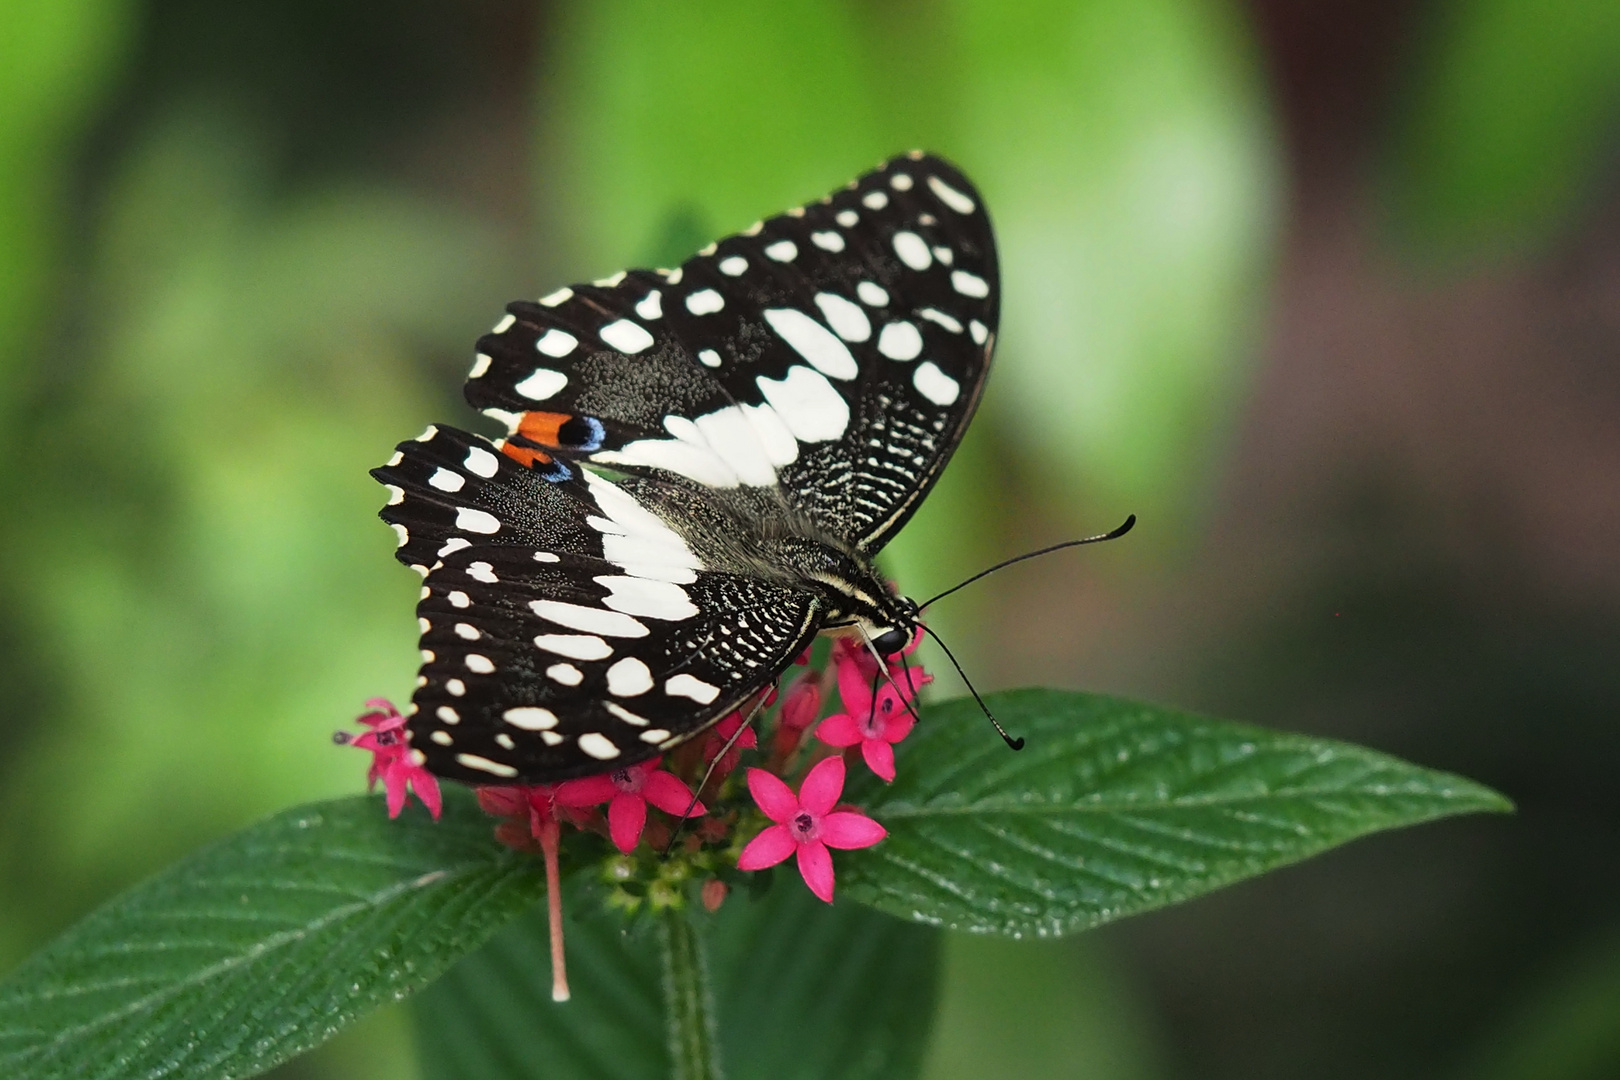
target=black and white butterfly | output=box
[373,151,997,785]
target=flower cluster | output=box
[336,633,931,998]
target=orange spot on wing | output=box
[500,443,553,468]
[516,411,572,448]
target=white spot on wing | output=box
[600,319,655,353]
[970,319,988,345]
[531,599,650,638]
[431,730,453,745]
[448,590,471,608]
[810,231,845,252]
[685,289,724,315]
[813,293,871,343]
[386,484,404,505]
[438,537,471,558]
[456,508,500,535]
[697,349,722,368]
[606,702,649,726]
[890,172,914,190]
[665,674,721,704]
[504,706,559,730]
[835,209,858,227]
[877,321,923,361]
[515,368,568,400]
[546,663,582,685]
[464,446,499,478]
[539,287,572,306]
[465,653,496,674]
[469,354,491,378]
[457,753,518,777]
[578,733,621,760]
[951,270,990,298]
[595,575,700,620]
[718,255,747,276]
[467,561,498,584]
[428,468,465,493]
[454,623,479,640]
[755,366,849,443]
[446,678,466,696]
[437,706,459,723]
[927,174,976,213]
[764,239,797,262]
[913,360,961,405]
[763,308,858,380]
[493,313,516,334]
[641,729,671,743]
[918,308,963,333]
[606,657,653,696]
[533,550,560,563]
[694,404,778,486]
[862,190,888,209]
[391,523,409,547]
[535,329,577,357]
[856,281,889,307]
[893,231,931,270]
[534,633,613,660]
[635,290,662,320]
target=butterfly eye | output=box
[872,628,908,656]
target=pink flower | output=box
[335,698,441,819]
[815,642,931,782]
[736,756,886,903]
[554,758,705,853]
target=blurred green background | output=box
[2,1,1618,1078]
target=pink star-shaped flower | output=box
[814,643,931,782]
[736,756,886,903]
[554,758,706,853]
[335,698,441,819]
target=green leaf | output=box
[840,689,1511,937]
[415,878,941,1080]
[0,791,540,1080]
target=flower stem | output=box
[659,906,723,1080]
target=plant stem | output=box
[659,906,723,1080]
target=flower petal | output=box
[383,772,408,819]
[642,771,705,817]
[737,824,796,870]
[835,648,876,716]
[813,712,862,747]
[799,755,846,816]
[745,767,800,824]
[796,840,836,902]
[607,792,647,853]
[555,774,617,807]
[819,811,887,850]
[877,702,916,744]
[477,786,526,818]
[861,738,896,782]
[413,772,443,820]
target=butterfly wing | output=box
[464,151,997,554]
[373,426,822,783]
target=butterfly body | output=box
[374,152,996,785]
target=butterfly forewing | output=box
[463,151,997,553]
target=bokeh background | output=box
[3,1,1618,1077]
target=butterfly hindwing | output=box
[462,151,997,554]
[410,545,821,784]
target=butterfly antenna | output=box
[927,626,1023,751]
[663,692,768,857]
[918,514,1136,611]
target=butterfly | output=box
[373,151,997,785]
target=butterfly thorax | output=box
[756,535,918,654]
